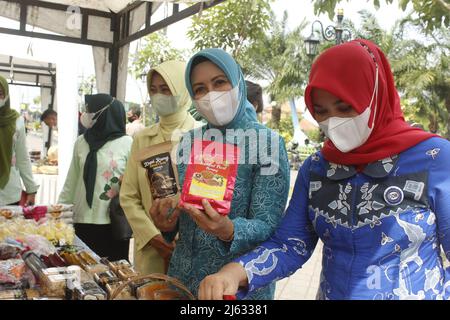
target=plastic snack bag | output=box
[180,139,240,216]
[136,141,179,200]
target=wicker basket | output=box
[109,273,195,300]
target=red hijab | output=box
[305,39,437,166]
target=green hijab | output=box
[0,76,19,189]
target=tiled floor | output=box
[275,241,323,300]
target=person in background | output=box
[198,39,450,300]
[58,94,133,260]
[120,60,200,275]
[126,107,145,137]
[40,109,57,128]
[0,75,38,206]
[149,49,290,299]
[245,80,263,114]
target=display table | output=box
[34,173,59,204]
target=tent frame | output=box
[0,0,226,96]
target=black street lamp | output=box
[305,9,352,57]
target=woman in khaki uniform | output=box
[120,60,200,274]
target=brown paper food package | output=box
[135,141,180,200]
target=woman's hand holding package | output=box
[149,197,180,232]
[181,199,234,242]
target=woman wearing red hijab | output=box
[197,39,450,300]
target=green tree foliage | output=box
[130,31,188,79]
[241,11,310,129]
[187,0,273,60]
[313,0,450,32]
[78,75,96,96]
[266,115,294,142]
[341,10,450,136]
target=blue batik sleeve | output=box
[235,156,319,298]
[428,139,450,269]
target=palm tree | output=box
[346,10,450,136]
[239,11,310,129]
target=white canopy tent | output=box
[0,0,225,100]
[0,0,225,198]
[0,54,56,154]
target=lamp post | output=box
[305,9,352,57]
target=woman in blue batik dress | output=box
[148,49,290,299]
[197,39,450,300]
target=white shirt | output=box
[126,119,145,137]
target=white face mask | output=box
[80,98,114,129]
[0,95,8,108]
[194,83,240,126]
[151,94,180,117]
[319,67,378,153]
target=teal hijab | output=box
[185,48,257,129]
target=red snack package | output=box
[180,140,240,216]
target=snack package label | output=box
[180,140,240,215]
[141,152,178,199]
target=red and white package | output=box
[180,140,240,216]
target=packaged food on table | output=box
[135,281,169,300]
[105,282,133,300]
[0,289,26,300]
[23,251,47,276]
[21,235,57,257]
[83,263,109,275]
[136,141,179,200]
[47,204,73,213]
[0,243,22,260]
[41,265,81,298]
[100,258,129,271]
[41,274,68,297]
[23,206,48,221]
[73,279,107,300]
[78,251,98,265]
[117,267,139,280]
[94,270,120,288]
[180,140,240,215]
[0,206,22,219]
[46,252,67,268]
[0,259,26,285]
[152,288,185,300]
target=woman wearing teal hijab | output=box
[0,75,38,206]
[150,49,290,299]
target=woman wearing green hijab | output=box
[120,60,201,275]
[58,94,133,260]
[149,49,290,299]
[0,75,38,206]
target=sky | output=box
[0,0,413,115]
